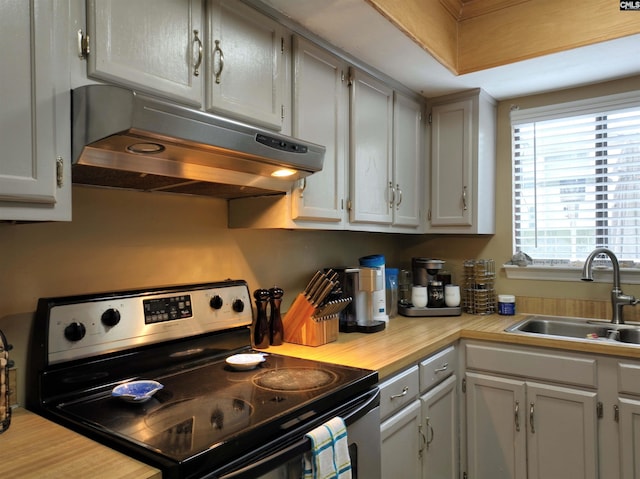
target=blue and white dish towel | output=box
[302,416,352,479]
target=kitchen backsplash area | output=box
[0,185,412,405]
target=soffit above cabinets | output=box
[258,0,640,100]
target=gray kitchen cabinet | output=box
[206,0,288,131]
[289,36,349,226]
[419,345,459,479]
[349,68,394,226]
[87,0,204,106]
[421,375,458,479]
[392,91,423,228]
[615,360,640,479]
[228,40,425,233]
[380,345,459,479]
[464,341,599,479]
[427,89,496,234]
[379,366,422,479]
[85,0,287,131]
[0,0,71,221]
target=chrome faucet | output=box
[581,248,638,324]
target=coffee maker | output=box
[332,267,386,333]
[398,257,461,317]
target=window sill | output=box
[503,264,640,285]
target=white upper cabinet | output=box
[0,0,71,221]
[206,0,287,130]
[290,36,348,224]
[85,0,287,131]
[427,89,496,234]
[392,92,423,228]
[87,0,204,106]
[349,68,394,225]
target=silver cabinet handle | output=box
[395,184,403,209]
[418,424,426,458]
[425,416,434,450]
[389,181,395,208]
[434,362,448,373]
[390,386,409,400]
[529,402,535,433]
[192,30,203,77]
[213,40,224,84]
[515,400,520,432]
[462,186,468,211]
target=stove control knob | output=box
[64,322,86,342]
[232,298,245,313]
[209,295,224,310]
[101,308,121,327]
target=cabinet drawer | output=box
[379,365,419,420]
[619,361,640,395]
[419,345,457,392]
[465,342,597,388]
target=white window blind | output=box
[511,91,640,263]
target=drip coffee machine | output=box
[398,257,461,317]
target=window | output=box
[511,91,640,264]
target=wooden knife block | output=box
[283,293,339,347]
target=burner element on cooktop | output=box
[253,368,338,392]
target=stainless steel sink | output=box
[506,315,640,344]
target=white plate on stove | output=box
[225,353,267,370]
[112,380,164,403]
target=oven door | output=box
[214,388,381,479]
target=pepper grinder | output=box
[269,287,284,346]
[253,289,270,349]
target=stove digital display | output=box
[144,295,193,324]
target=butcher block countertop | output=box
[273,312,640,380]
[0,408,160,479]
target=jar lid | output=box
[498,294,516,302]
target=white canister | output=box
[444,284,461,307]
[411,286,428,308]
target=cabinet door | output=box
[465,372,527,479]
[290,36,348,224]
[429,98,473,227]
[380,400,422,479]
[349,69,393,225]
[207,0,286,130]
[421,375,458,479]
[392,92,422,228]
[87,0,204,105]
[619,397,640,479]
[526,382,598,479]
[0,0,71,221]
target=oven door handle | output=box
[215,387,379,479]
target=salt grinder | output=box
[269,287,284,346]
[253,289,270,349]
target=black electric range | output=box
[26,280,378,479]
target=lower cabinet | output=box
[381,398,422,478]
[465,372,598,479]
[421,375,458,479]
[379,345,458,479]
[464,341,599,479]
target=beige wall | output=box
[2,74,640,406]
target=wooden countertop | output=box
[271,313,640,379]
[0,408,160,479]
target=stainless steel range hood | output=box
[71,85,325,198]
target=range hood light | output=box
[271,168,296,178]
